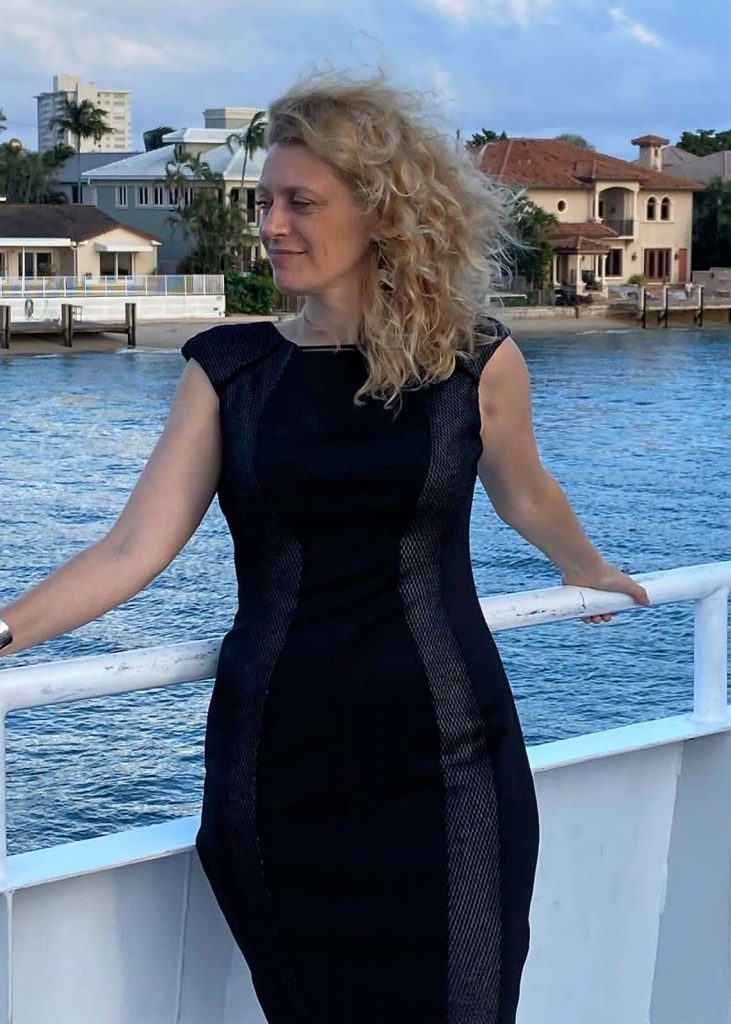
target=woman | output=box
[0,70,649,1023]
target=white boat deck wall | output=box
[0,561,728,1024]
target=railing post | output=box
[693,587,730,722]
[0,711,7,881]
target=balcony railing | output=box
[0,560,728,875]
[0,275,225,298]
[603,219,635,237]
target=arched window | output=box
[660,196,671,221]
[646,196,657,220]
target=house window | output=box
[557,199,567,213]
[100,252,134,277]
[247,187,256,221]
[153,186,165,206]
[18,251,54,277]
[598,199,605,218]
[137,186,150,206]
[173,186,194,207]
[116,186,128,207]
[606,249,623,277]
[0,252,5,277]
[644,248,671,280]
[660,197,671,221]
[646,196,657,220]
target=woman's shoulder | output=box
[456,315,512,381]
[180,321,282,395]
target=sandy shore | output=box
[0,310,726,356]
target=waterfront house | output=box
[660,139,731,186]
[53,151,141,204]
[84,109,266,272]
[475,136,704,293]
[0,204,161,280]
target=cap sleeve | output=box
[460,315,512,381]
[180,322,282,396]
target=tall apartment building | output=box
[36,75,131,153]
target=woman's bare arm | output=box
[0,359,220,657]
[476,337,605,576]
[476,337,650,623]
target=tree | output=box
[0,109,6,134]
[226,110,268,195]
[50,97,113,202]
[143,126,175,152]
[466,128,508,148]
[677,129,731,157]
[506,195,559,289]
[692,176,731,270]
[0,142,67,203]
[162,152,259,273]
[555,133,595,150]
[225,112,268,269]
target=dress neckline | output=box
[266,321,360,352]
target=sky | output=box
[1,0,728,162]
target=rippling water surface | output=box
[1,326,729,853]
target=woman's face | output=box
[257,142,378,296]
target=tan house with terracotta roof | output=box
[475,135,705,294]
[0,205,161,280]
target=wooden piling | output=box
[0,305,10,349]
[125,302,137,347]
[61,304,73,347]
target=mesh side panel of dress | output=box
[398,371,502,1024]
[198,344,314,1021]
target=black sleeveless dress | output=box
[180,317,539,1024]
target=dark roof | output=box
[54,152,142,183]
[0,204,161,243]
[631,134,670,147]
[548,221,617,254]
[550,221,618,239]
[476,138,704,191]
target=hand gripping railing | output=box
[0,560,728,880]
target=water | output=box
[1,327,729,854]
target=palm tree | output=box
[161,152,259,272]
[226,111,267,209]
[225,112,268,269]
[0,143,66,203]
[50,97,113,202]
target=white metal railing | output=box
[0,275,225,299]
[0,560,728,879]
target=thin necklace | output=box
[300,310,357,347]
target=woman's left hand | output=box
[560,561,651,624]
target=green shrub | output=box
[225,270,277,314]
[627,273,648,286]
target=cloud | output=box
[608,6,665,48]
[0,0,224,75]
[424,0,555,28]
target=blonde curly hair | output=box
[266,68,516,409]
